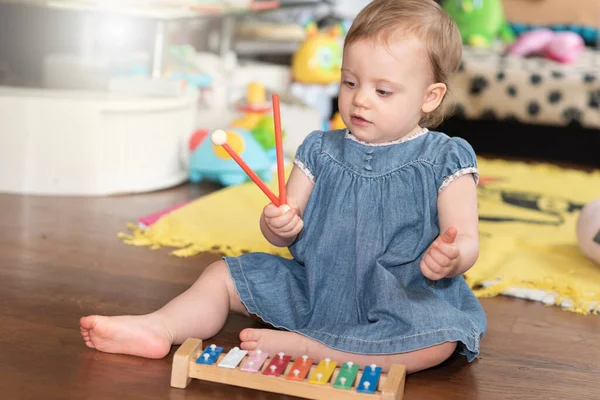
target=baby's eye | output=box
[376,89,392,97]
[343,80,356,88]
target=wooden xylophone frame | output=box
[171,338,406,400]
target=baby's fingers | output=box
[266,208,296,229]
[420,257,443,281]
[263,203,281,218]
[279,216,304,238]
[263,203,292,218]
[428,245,452,268]
[277,214,300,232]
[436,242,460,260]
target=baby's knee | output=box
[432,341,457,365]
[202,260,231,286]
[199,260,232,291]
[405,341,457,374]
[202,260,247,315]
[203,259,228,277]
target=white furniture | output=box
[0,86,197,195]
[0,0,317,77]
[0,1,322,196]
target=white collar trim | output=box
[344,128,429,146]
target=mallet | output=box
[211,129,281,207]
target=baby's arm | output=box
[420,173,479,280]
[436,174,479,277]
[260,165,314,247]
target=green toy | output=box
[251,116,284,152]
[442,0,515,47]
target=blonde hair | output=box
[344,0,462,128]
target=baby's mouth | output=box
[351,114,372,125]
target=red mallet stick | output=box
[272,94,286,205]
[211,130,280,207]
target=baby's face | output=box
[338,37,434,143]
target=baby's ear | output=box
[422,83,447,113]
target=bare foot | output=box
[239,328,311,360]
[80,314,173,359]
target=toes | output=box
[80,315,98,330]
[83,340,96,349]
[80,326,90,340]
[239,328,262,342]
[240,341,258,351]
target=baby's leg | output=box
[240,329,456,374]
[80,260,247,359]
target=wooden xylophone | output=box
[171,338,406,399]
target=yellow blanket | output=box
[121,158,600,315]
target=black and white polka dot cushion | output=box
[447,44,600,129]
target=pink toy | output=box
[508,29,584,64]
[139,202,188,227]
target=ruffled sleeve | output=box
[293,130,323,183]
[434,137,479,192]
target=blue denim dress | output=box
[225,128,487,362]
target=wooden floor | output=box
[1,182,599,400]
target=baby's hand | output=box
[420,227,460,281]
[263,200,304,240]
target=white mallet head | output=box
[211,129,228,145]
